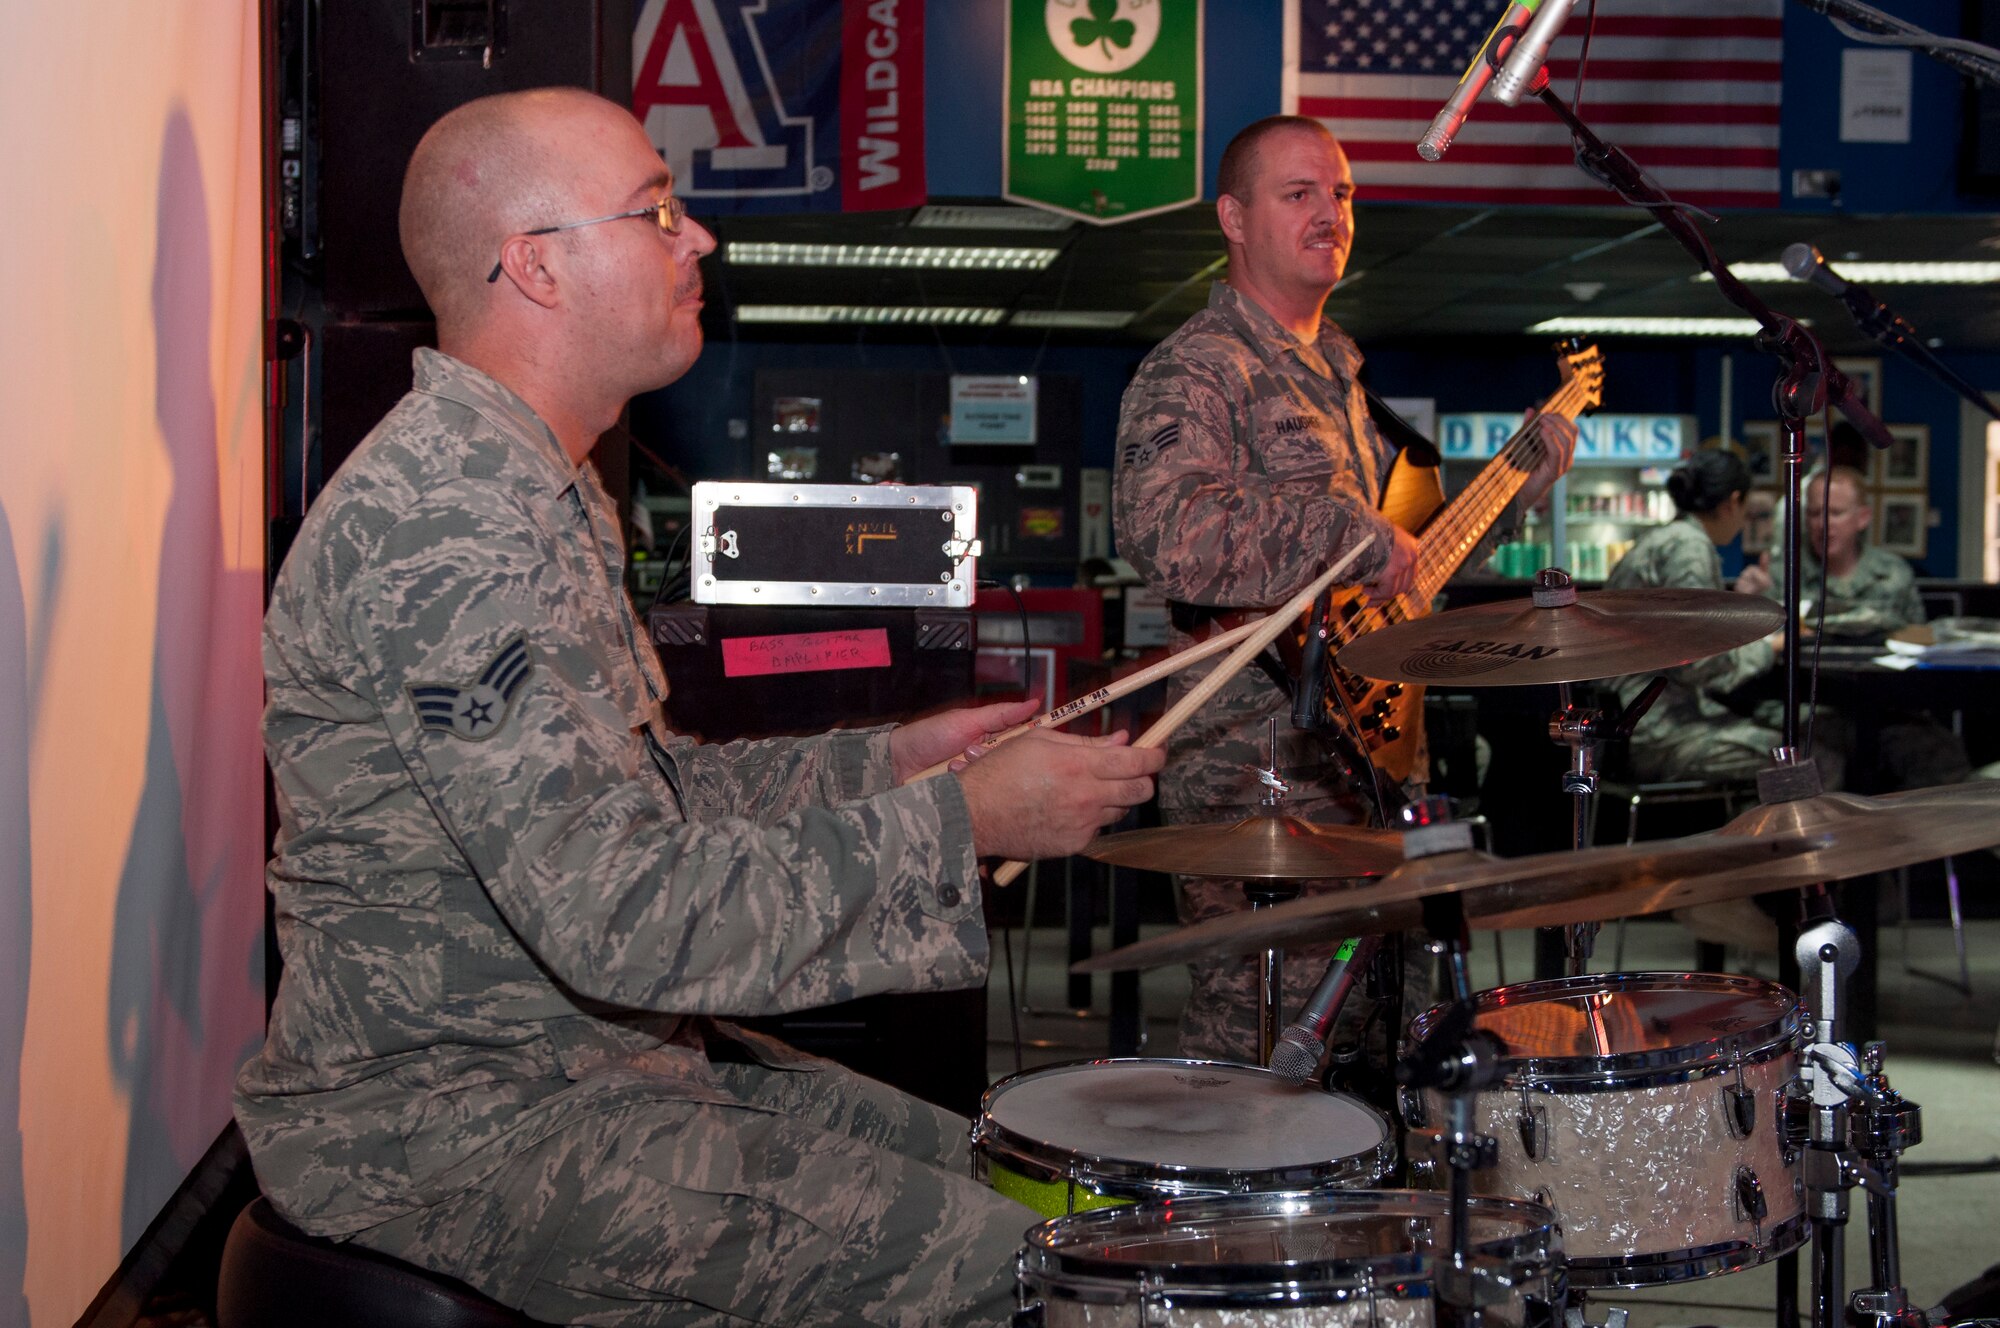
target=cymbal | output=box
[1494,781,2000,929]
[1336,587,1784,687]
[1071,831,1823,972]
[1082,814,1405,880]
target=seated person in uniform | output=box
[1602,450,1834,787]
[234,87,1164,1327]
[1740,464,1923,640]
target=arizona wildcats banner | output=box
[634,0,925,213]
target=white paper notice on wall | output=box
[1840,48,1913,143]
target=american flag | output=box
[1284,0,1783,208]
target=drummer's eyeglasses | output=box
[486,195,688,283]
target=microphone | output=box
[1492,0,1576,105]
[1418,1,1536,160]
[1268,935,1382,1083]
[1781,243,2000,428]
[1779,242,1848,296]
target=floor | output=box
[985,907,2000,1328]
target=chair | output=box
[1893,588,1974,995]
[1591,769,1759,970]
[217,1196,550,1328]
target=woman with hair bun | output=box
[1602,449,1836,786]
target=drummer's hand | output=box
[1515,410,1579,510]
[892,696,1043,784]
[1361,525,1421,602]
[956,729,1164,862]
[1736,553,1774,597]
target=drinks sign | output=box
[1003,0,1203,224]
[1440,414,1686,466]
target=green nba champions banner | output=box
[1004,0,1203,224]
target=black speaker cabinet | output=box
[645,602,988,1114]
[318,0,634,316]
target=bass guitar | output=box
[1300,339,1606,793]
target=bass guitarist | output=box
[1113,116,1577,1070]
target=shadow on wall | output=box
[1,500,33,1328]
[105,103,267,1253]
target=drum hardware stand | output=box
[1249,719,1304,1066]
[1787,910,1933,1328]
[1534,584,1670,977]
[1394,796,1512,1327]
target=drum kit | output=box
[972,574,2000,1328]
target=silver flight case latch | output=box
[943,537,983,562]
[698,530,740,560]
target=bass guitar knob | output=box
[1380,725,1401,741]
[1358,714,1382,731]
[1384,683,1404,698]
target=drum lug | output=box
[1399,1085,1429,1130]
[1140,1273,1171,1328]
[1516,1091,1549,1160]
[1408,1155,1439,1186]
[1723,1077,1757,1139]
[1734,1164,1769,1246]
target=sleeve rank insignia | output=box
[406,634,533,741]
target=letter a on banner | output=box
[633,0,925,215]
[1004,0,1202,224]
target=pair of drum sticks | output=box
[907,536,1378,888]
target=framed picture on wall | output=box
[1741,419,1825,485]
[1876,493,1928,556]
[1833,357,1883,417]
[1878,423,1928,489]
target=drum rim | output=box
[1020,1190,1561,1301]
[974,1058,1396,1197]
[1562,1211,1810,1288]
[1408,972,1808,1088]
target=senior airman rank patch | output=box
[407,634,532,741]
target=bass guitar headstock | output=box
[1554,338,1606,415]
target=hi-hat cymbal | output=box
[1082,814,1405,880]
[1071,831,1822,973]
[1493,781,2000,929]
[1336,587,1784,687]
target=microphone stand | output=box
[1526,86,1897,777]
[1791,0,2000,88]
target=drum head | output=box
[1413,973,1805,1085]
[983,1060,1388,1175]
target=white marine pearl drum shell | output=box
[1408,973,1808,1288]
[1018,1190,1563,1328]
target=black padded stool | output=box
[218,1196,552,1328]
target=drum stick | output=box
[905,616,1268,784]
[990,535,1378,888]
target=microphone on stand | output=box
[1268,935,1382,1083]
[1418,0,1537,160]
[1492,0,1577,104]
[1780,243,2000,427]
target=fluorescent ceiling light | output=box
[1527,316,1774,337]
[728,242,1059,271]
[1711,261,2000,284]
[1009,310,1134,329]
[910,204,1076,231]
[735,304,1007,326]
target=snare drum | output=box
[973,1059,1394,1216]
[1018,1190,1564,1328]
[1406,972,1808,1287]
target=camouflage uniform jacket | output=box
[1114,282,1399,811]
[236,350,987,1235]
[1768,543,1923,639]
[1603,514,1775,749]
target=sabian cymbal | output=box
[1493,782,2000,929]
[1336,587,1784,687]
[1082,814,1405,880]
[1071,831,1822,973]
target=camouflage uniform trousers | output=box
[348,1055,1033,1327]
[1170,797,1436,1085]
[1630,714,1845,791]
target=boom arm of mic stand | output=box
[1792,0,2000,87]
[1836,285,2000,424]
[1525,85,1883,758]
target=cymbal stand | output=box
[1249,719,1303,1066]
[1788,911,1932,1328]
[1535,575,1670,975]
[1395,797,1508,1326]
